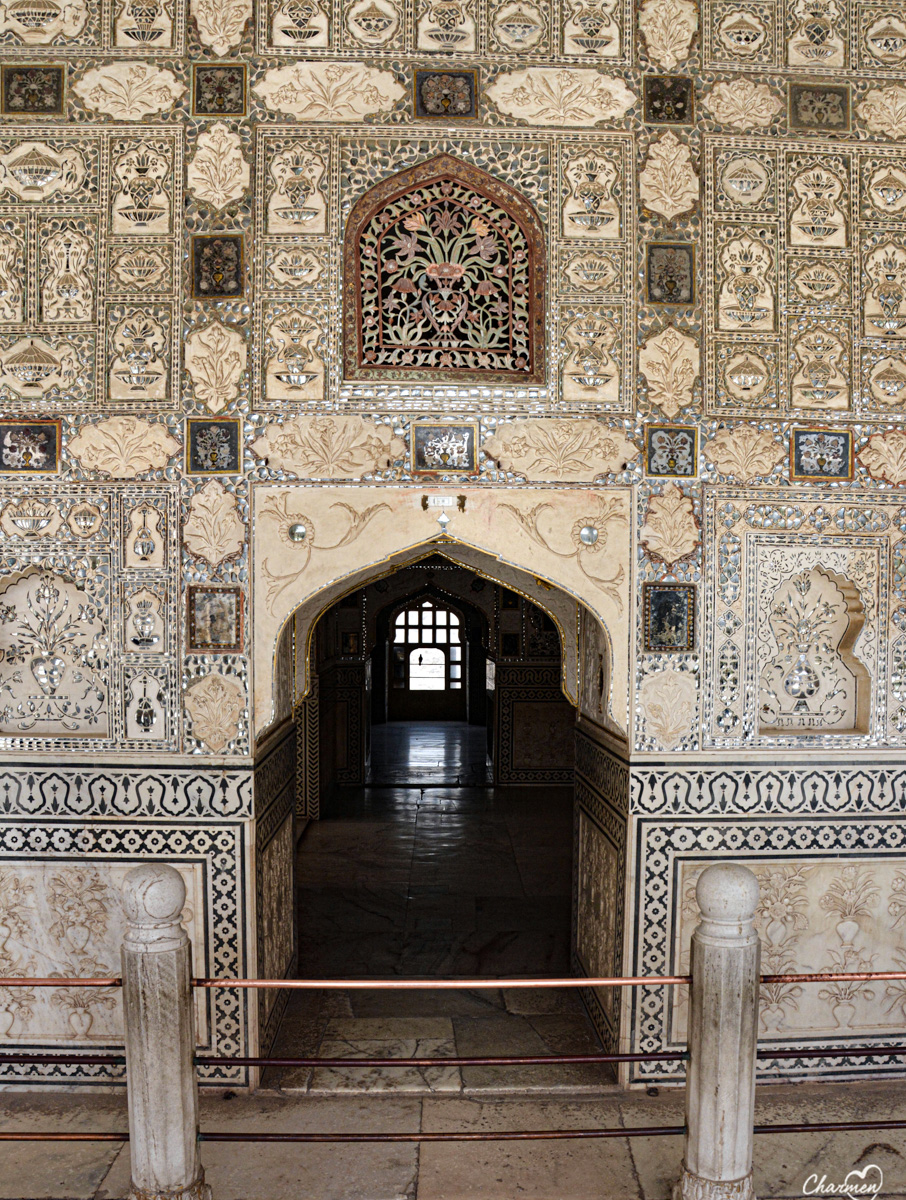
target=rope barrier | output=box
[6,1119,906,1144]
[192,975,692,989]
[2,1045,903,1070]
[2,970,906,989]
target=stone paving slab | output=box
[1,1081,906,1199]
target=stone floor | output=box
[267,720,612,1096]
[4,1081,906,1199]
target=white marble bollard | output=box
[122,864,211,1200]
[674,862,761,1200]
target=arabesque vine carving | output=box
[68,417,179,478]
[251,417,405,479]
[482,420,637,482]
[498,495,627,609]
[706,426,786,482]
[184,673,244,753]
[259,494,392,612]
[859,431,906,485]
[183,481,245,566]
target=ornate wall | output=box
[1,0,906,1086]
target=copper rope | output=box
[6,1121,906,1143]
[4,970,906,988]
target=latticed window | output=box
[344,154,546,385]
[391,600,463,691]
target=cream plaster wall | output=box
[254,484,630,739]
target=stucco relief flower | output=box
[262,494,315,549]
[571,517,606,552]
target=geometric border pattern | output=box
[629,761,906,817]
[0,764,252,819]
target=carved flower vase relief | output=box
[0,571,108,737]
[759,568,869,735]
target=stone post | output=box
[122,864,211,1200]
[674,862,761,1200]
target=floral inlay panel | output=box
[672,859,906,1043]
[343,154,546,385]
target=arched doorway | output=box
[308,553,579,799]
[264,555,611,1095]
[251,493,630,1085]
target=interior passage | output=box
[265,723,613,1096]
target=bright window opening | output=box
[409,647,446,690]
[392,600,463,690]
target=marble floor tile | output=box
[7,1082,906,1200]
[0,1092,128,1200]
[417,1096,643,1200]
[309,1019,461,1094]
[279,721,605,1095]
[502,986,587,1016]
[454,1013,613,1094]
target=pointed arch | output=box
[342,153,546,385]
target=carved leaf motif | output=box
[481,420,638,482]
[185,321,246,413]
[640,484,700,565]
[638,669,697,750]
[190,0,251,54]
[68,416,179,478]
[486,69,636,127]
[859,431,906,485]
[251,416,405,479]
[187,123,250,210]
[183,480,244,566]
[639,327,700,418]
[638,0,698,68]
[703,79,783,130]
[857,86,906,139]
[72,63,185,120]
[639,133,698,221]
[706,425,785,483]
[254,62,406,120]
[185,673,244,752]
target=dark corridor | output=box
[265,563,611,1095]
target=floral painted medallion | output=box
[343,154,545,385]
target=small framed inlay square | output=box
[1,65,65,116]
[643,582,696,652]
[187,585,243,652]
[193,64,248,117]
[645,242,695,305]
[0,420,60,473]
[412,422,478,474]
[643,75,694,124]
[191,234,245,299]
[341,632,360,656]
[413,69,478,119]
[186,419,242,475]
[790,428,853,481]
[645,425,697,478]
[788,83,850,133]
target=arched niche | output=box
[342,153,546,385]
[251,484,630,742]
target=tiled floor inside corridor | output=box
[263,721,614,1096]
